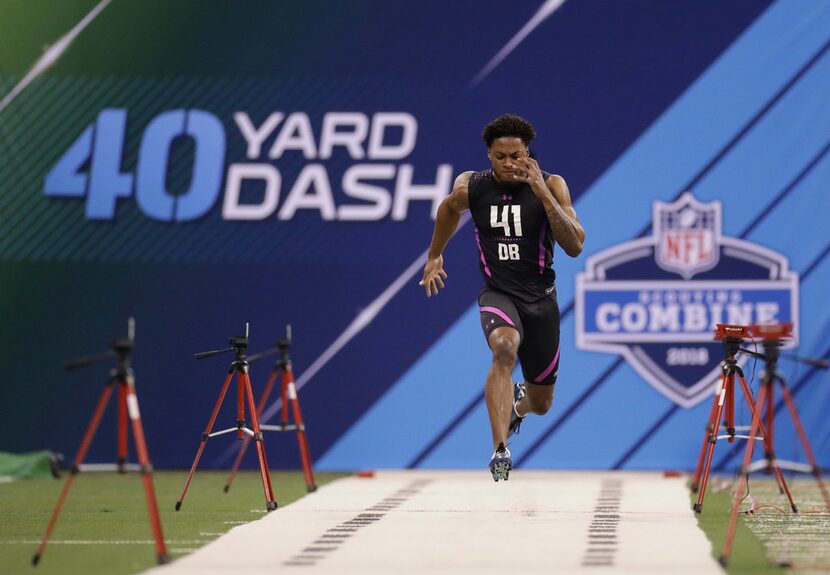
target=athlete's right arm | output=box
[420,171,473,297]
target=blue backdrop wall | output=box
[1,0,828,473]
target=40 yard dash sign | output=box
[575,193,799,407]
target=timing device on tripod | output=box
[33,318,169,566]
[176,322,278,511]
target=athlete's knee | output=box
[528,394,553,415]
[526,385,554,415]
[489,335,518,368]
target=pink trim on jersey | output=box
[479,306,515,327]
[474,226,492,277]
[534,343,561,382]
[538,225,547,274]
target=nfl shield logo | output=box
[654,192,721,279]
[576,190,798,407]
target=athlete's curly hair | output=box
[481,114,536,147]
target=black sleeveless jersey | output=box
[467,169,556,303]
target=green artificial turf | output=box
[0,470,345,575]
[691,482,783,575]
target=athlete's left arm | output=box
[516,157,585,257]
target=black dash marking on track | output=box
[581,479,623,567]
[590,522,619,526]
[281,479,432,567]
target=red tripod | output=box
[176,323,277,511]
[690,324,797,567]
[743,324,830,511]
[33,319,169,566]
[225,325,316,494]
[723,339,830,569]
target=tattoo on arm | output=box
[542,176,584,257]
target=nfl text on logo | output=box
[575,193,799,408]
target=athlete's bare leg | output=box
[485,326,520,451]
[515,381,554,417]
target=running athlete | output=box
[420,114,585,481]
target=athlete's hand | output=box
[514,156,546,191]
[419,255,447,297]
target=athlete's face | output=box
[488,137,529,183]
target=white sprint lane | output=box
[145,471,722,575]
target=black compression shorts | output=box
[478,286,561,386]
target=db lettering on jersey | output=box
[498,243,520,260]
